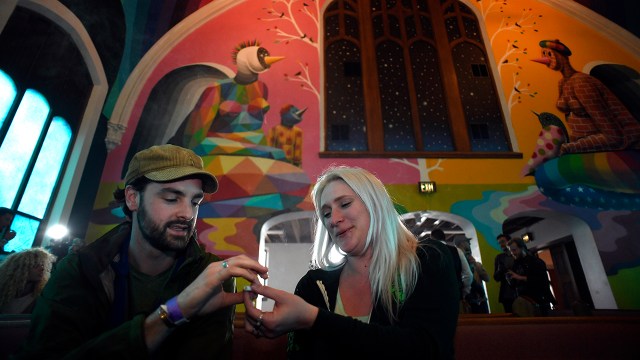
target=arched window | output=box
[0,70,72,252]
[0,2,104,251]
[322,0,514,158]
[257,211,316,310]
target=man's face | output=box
[133,179,204,252]
[498,236,508,251]
[458,241,471,256]
[508,243,523,259]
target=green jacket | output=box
[15,222,235,360]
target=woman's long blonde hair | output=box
[310,166,420,322]
[0,248,56,310]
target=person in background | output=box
[454,237,490,314]
[430,228,472,304]
[43,237,72,263]
[493,233,517,313]
[67,237,86,255]
[507,237,556,316]
[243,166,460,359]
[0,248,56,314]
[1,208,17,259]
[15,144,268,359]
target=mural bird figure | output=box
[521,110,640,211]
[171,40,284,151]
[531,39,640,154]
[520,111,567,177]
[534,111,568,136]
[267,104,307,167]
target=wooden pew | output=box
[232,312,640,359]
[0,314,31,360]
[4,312,637,359]
[455,313,639,359]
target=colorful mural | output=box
[84,0,640,310]
[519,38,640,211]
[267,104,306,167]
[532,39,640,154]
[93,38,312,256]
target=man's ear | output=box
[124,186,140,212]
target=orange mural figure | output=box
[532,39,640,154]
[267,104,306,167]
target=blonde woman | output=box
[244,166,459,359]
[0,248,56,314]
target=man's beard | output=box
[136,201,194,252]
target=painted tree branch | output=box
[284,61,320,99]
[261,0,319,48]
[390,158,444,181]
[507,73,537,114]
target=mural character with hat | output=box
[525,40,640,211]
[16,144,269,359]
[532,39,640,154]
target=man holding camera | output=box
[493,234,517,313]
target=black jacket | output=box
[288,241,459,359]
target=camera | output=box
[2,229,16,241]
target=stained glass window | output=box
[0,70,72,252]
[323,0,511,157]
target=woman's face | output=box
[28,262,46,282]
[319,179,371,256]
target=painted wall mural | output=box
[533,39,640,154]
[267,104,306,167]
[520,39,640,210]
[94,39,313,257]
[86,0,640,309]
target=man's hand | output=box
[177,254,269,319]
[145,255,268,351]
[3,229,16,241]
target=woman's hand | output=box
[177,254,268,319]
[243,284,319,339]
[3,229,16,240]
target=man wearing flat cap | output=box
[16,144,268,359]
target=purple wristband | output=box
[166,296,189,326]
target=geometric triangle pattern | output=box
[199,154,311,216]
[210,130,267,146]
[198,192,310,218]
[182,78,269,147]
[207,79,269,133]
[193,136,286,161]
[199,193,283,218]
